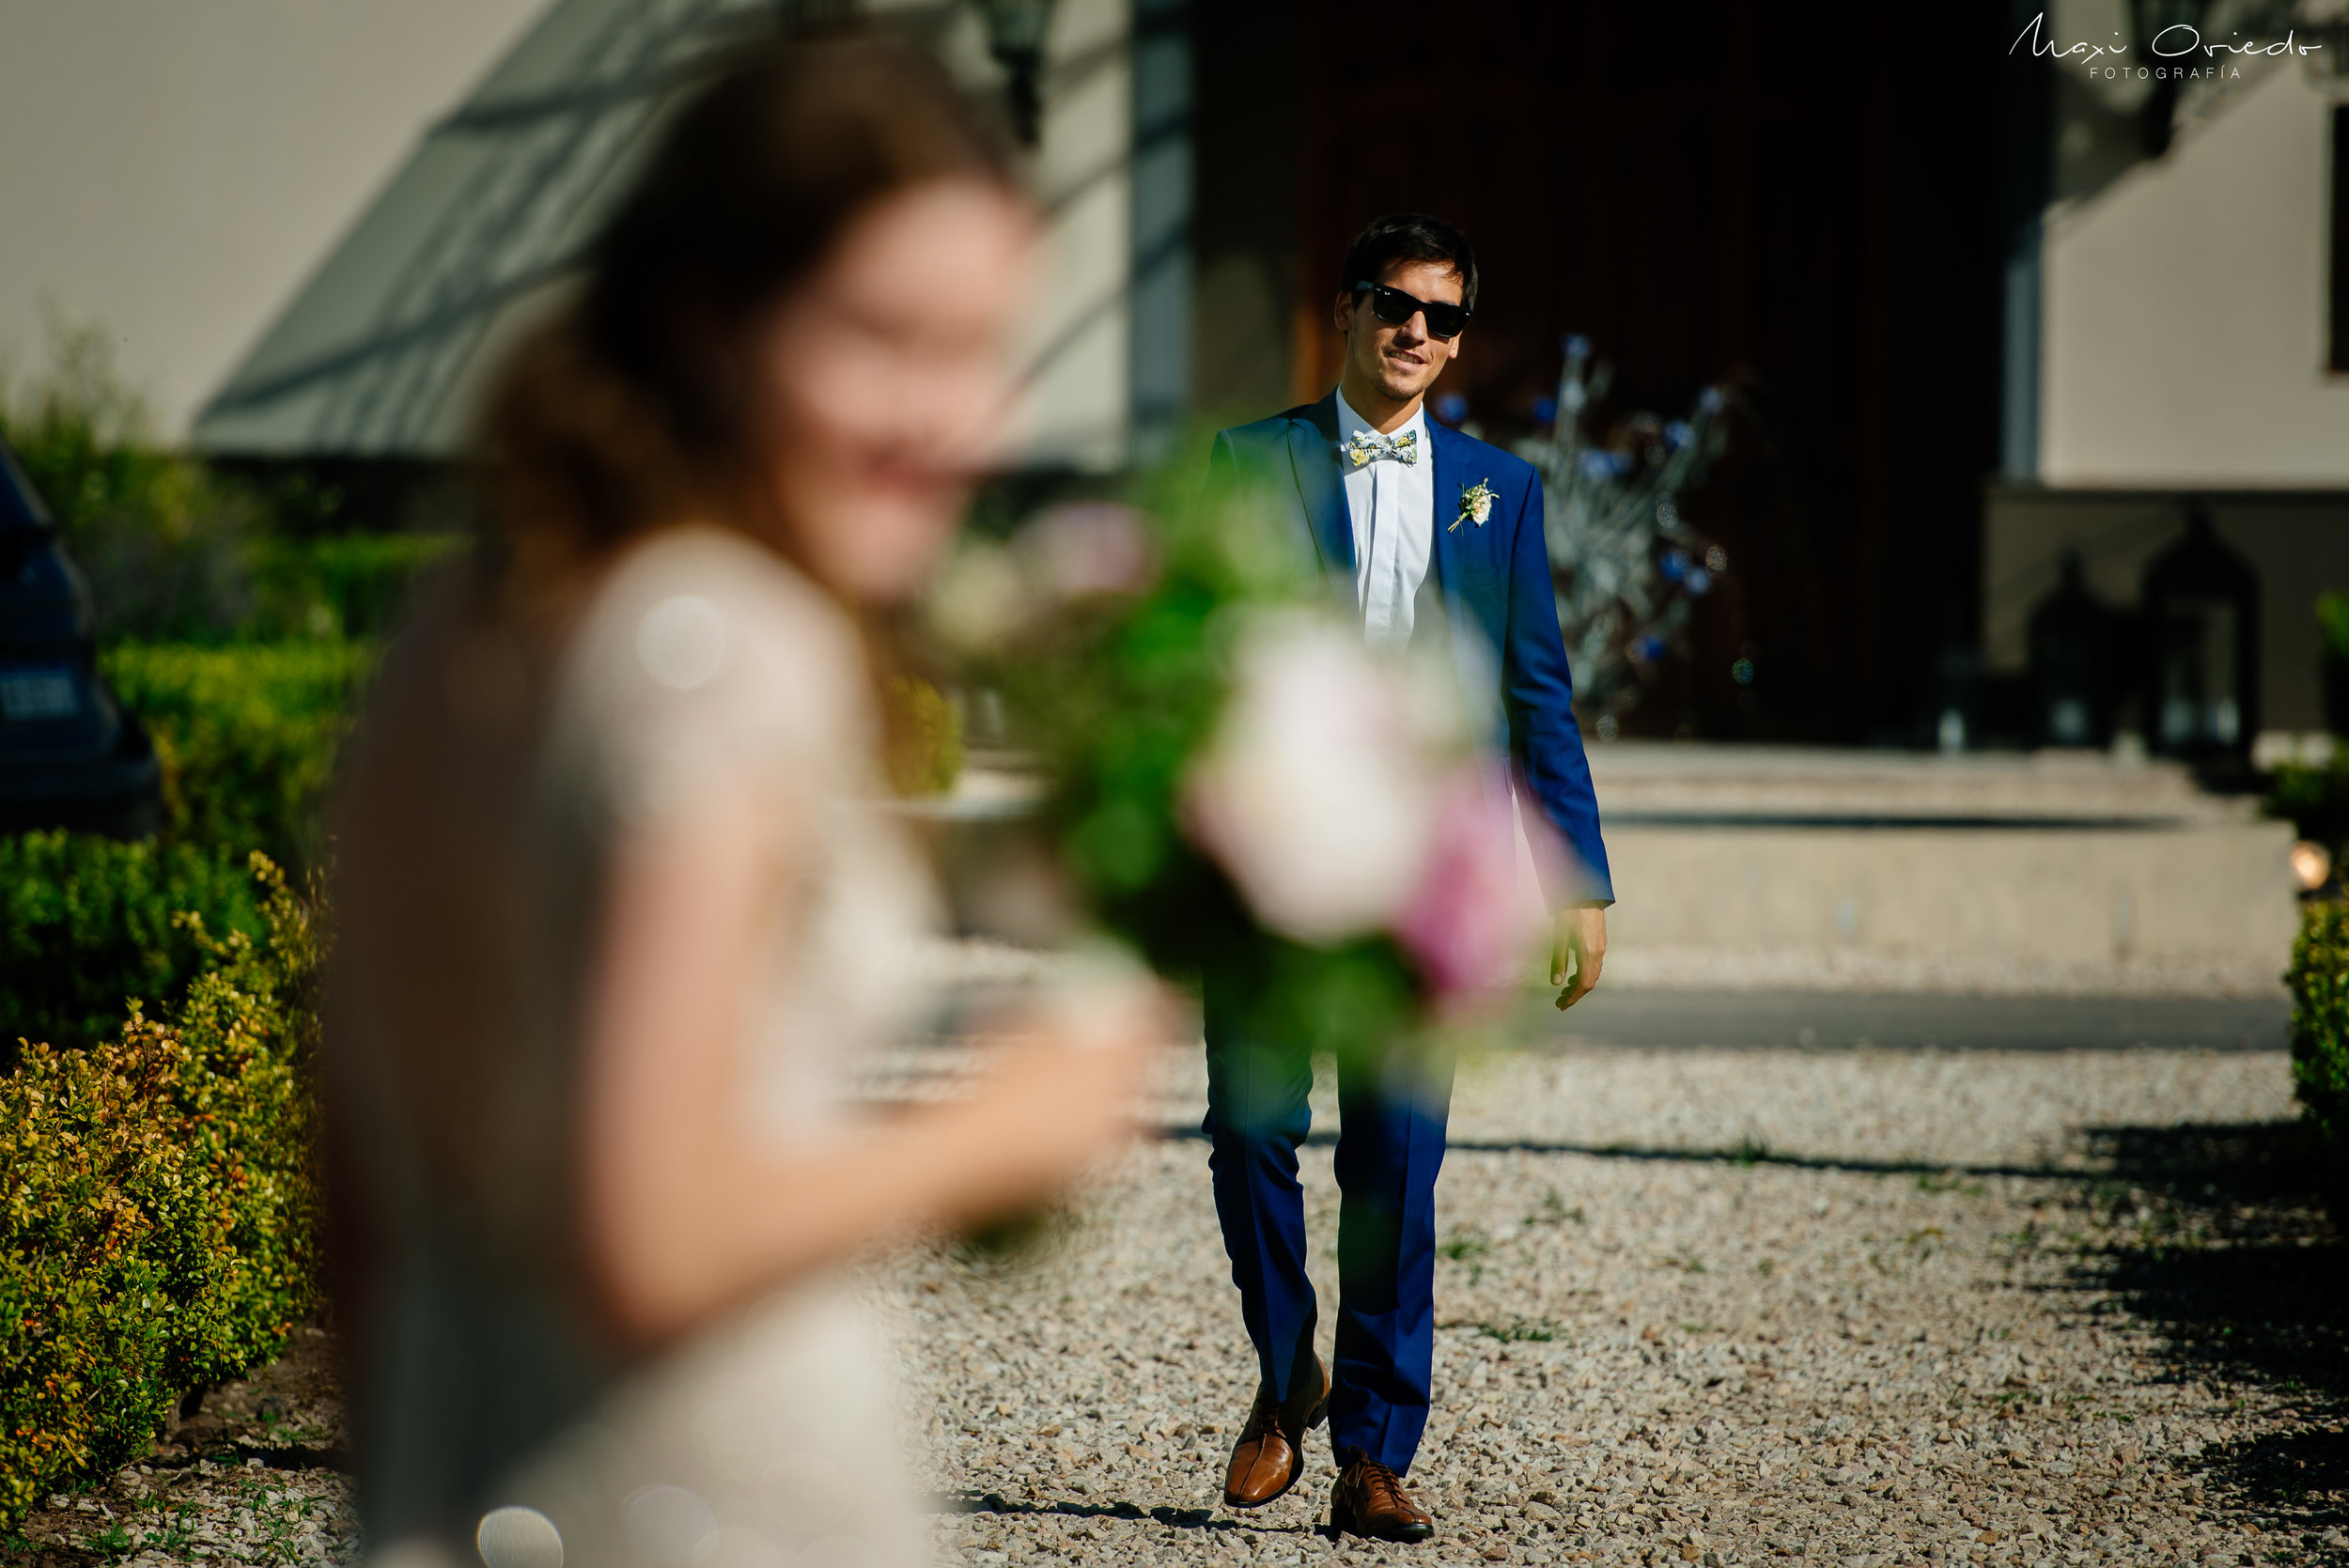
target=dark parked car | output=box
[0,440,159,836]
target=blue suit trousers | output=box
[1203,1001,1455,1476]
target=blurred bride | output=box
[327,31,1153,1568]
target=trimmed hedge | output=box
[3,640,362,1055]
[0,642,365,1059]
[0,856,319,1526]
[0,340,382,1524]
[0,833,262,1058]
[1,349,258,644]
[0,636,358,1523]
[264,531,460,642]
[4,320,459,643]
[2288,900,2349,1204]
[2263,746,2349,862]
[101,640,372,870]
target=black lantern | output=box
[974,0,1056,146]
[2027,551,2123,748]
[2140,502,2259,763]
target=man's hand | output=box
[1551,906,1608,1010]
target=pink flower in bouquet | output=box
[928,505,1158,652]
[1182,614,1444,943]
[1391,771,1549,1005]
[1019,503,1159,600]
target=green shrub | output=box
[2263,743,2349,856]
[268,531,461,641]
[101,642,373,870]
[5,316,459,643]
[2286,900,2349,1202]
[2,319,261,643]
[2320,593,2349,739]
[0,856,319,1527]
[0,644,365,1055]
[0,833,261,1058]
[2281,595,2349,831]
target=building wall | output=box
[1186,0,1296,433]
[2038,55,2349,485]
[0,0,549,440]
[915,0,1142,471]
[2,0,1147,470]
[1982,486,2349,732]
[1259,2,2013,743]
[1988,9,2349,738]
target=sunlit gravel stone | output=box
[26,1037,2334,1568]
[891,1040,2330,1568]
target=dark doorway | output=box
[1194,3,2013,742]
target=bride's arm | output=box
[573,775,1153,1349]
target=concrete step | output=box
[1578,743,2300,992]
[1586,740,2249,825]
[1536,988,2288,1052]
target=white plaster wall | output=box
[1602,821,2300,969]
[912,0,1134,472]
[2039,59,2349,485]
[0,0,550,440]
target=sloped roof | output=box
[194,0,789,457]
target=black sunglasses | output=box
[1353,280,1472,340]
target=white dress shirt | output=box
[1334,388,1434,647]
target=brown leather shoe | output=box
[1330,1448,1435,1543]
[1221,1357,1330,1508]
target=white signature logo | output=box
[2009,10,2323,61]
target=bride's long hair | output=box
[474,28,1012,598]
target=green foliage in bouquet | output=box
[940,485,1423,1062]
[2287,900,2349,1210]
[0,856,321,1527]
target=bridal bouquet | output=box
[926,485,1550,1051]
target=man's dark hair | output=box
[1339,213,1479,312]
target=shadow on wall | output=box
[1983,488,2349,736]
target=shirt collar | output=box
[1333,387,1429,449]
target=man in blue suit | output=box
[1202,214,1613,1544]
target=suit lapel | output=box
[1285,394,1355,593]
[1423,419,1509,753]
[1427,419,1468,597]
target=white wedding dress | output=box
[331,524,940,1568]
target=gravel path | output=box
[11,1036,2343,1568]
[901,1041,2349,1568]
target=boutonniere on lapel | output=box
[1451,478,1497,533]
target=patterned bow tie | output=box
[1344,427,1420,468]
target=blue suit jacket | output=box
[1206,393,1613,908]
